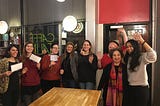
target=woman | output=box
[78,40,98,89]
[98,48,128,106]
[60,42,79,88]
[97,28,128,69]
[40,43,61,93]
[0,44,20,106]
[97,41,120,69]
[124,33,157,106]
[20,42,41,106]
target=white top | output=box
[127,49,157,86]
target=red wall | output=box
[97,0,150,24]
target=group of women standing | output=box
[60,40,98,89]
[0,42,42,106]
[98,32,157,106]
[0,30,157,106]
[0,39,98,106]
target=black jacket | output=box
[98,63,128,106]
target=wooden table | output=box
[29,87,101,106]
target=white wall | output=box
[85,0,95,51]
[86,0,104,88]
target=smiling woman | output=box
[0,44,20,106]
[98,48,128,106]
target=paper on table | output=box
[50,55,58,61]
[11,62,23,72]
[29,54,41,63]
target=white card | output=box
[11,62,23,72]
[29,54,41,63]
[50,55,58,61]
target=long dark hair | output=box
[4,44,19,58]
[124,39,141,72]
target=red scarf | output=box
[106,63,123,106]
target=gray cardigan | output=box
[61,52,78,81]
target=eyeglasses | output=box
[52,47,59,50]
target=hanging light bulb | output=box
[0,21,8,34]
[56,0,65,2]
[62,15,77,32]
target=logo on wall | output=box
[30,33,55,54]
[73,22,83,33]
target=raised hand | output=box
[89,54,94,63]
[96,51,102,60]
[133,32,144,44]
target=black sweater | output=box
[77,54,98,83]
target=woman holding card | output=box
[0,44,20,106]
[20,42,41,106]
[40,42,61,93]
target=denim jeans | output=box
[62,80,79,88]
[79,82,95,90]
